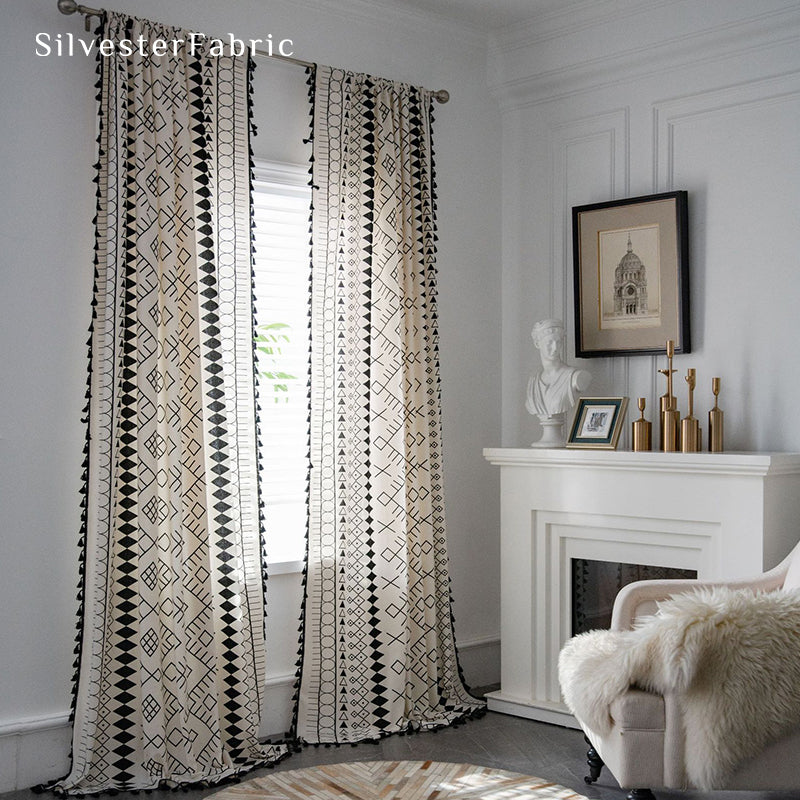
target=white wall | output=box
[490,0,800,452]
[0,0,501,789]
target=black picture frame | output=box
[572,191,690,358]
[566,397,629,450]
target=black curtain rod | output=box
[56,0,450,103]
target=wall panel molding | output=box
[498,0,800,451]
[654,71,800,191]
[547,110,630,402]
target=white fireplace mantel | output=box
[483,447,800,728]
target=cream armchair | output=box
[560,540,800,800]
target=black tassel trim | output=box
[38,747,294,799]
[245,49,274,659]
[290,700,487,749]
[288,63,316,744]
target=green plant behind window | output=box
[255,322,296,403]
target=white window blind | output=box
[252,160,311,567]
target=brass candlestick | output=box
[681,368,701,452]
[632,397,652,451]
[658,339,680,451]
[708,377,724,452]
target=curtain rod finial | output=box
[432,89,449,104]
[57,0,78,14]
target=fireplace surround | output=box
[483,448,800,727]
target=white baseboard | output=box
[1,635,500,791]
[0,713,72,793]
[457,634,501,691]
[0,688,300,794]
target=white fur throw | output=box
[558,587,800,790]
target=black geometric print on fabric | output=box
[49,12,288,795]
[297,64,485,746]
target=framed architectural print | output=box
[567,397,628,450]
[572,191,690,358]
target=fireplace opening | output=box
[571,558,697,635]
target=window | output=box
[252,160,311,569]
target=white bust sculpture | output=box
[526,319,592,447]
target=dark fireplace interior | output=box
[571,558,697,635]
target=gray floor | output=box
[3,710,797,800]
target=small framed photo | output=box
[572,191,690,358]
[567,397,629,450]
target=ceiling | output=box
[382,0,554,30]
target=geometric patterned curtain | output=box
[295,65,485,744]
[52,13,287,793]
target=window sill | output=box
[266,558,304,575]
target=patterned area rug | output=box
[209,760,588,799]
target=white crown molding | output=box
[490,0,666,53]
[283,0,486,50]
[488,1,800,109]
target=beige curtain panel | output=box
[53,12,287,794]
[295,64,484,744]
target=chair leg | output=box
[584,735,604,784]
[626,790,656,800]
